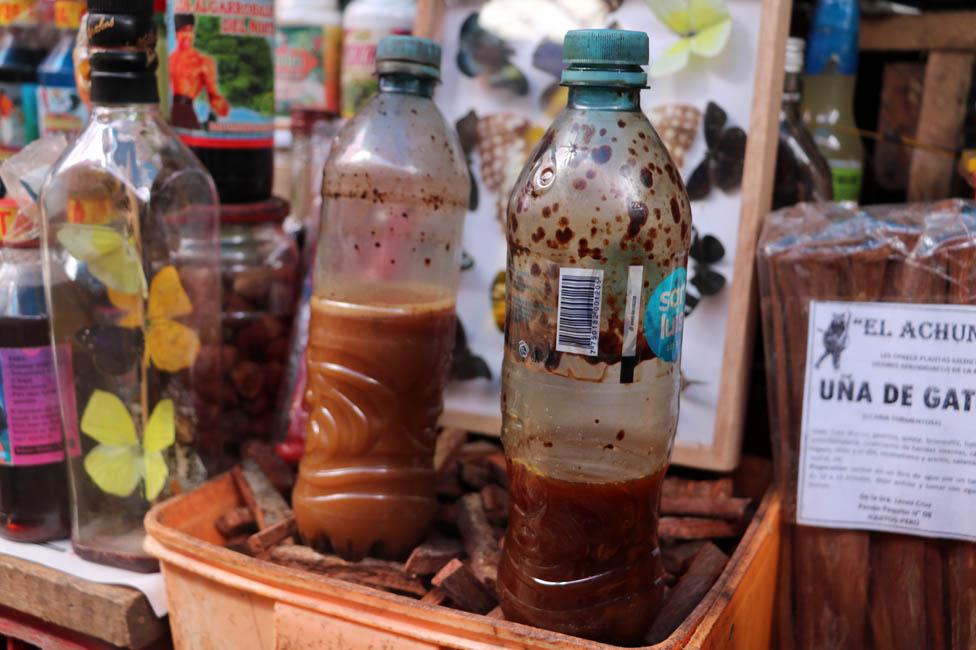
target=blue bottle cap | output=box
[561,29,648,87]
[805,0,859,75]
[376,35,442,81]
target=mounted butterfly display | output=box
[645,0,734,77]
[686,101,747,200]
[685,228,726,316]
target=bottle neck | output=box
[92,103,163,121]
[91,72,159,105]
[781,71,803,121]
[567,85,642,112]
[378,73,435,99]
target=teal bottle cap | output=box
[376,35,442,81]
[561,29,649,87]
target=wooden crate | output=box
[144,473,780,650]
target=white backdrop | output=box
[435,0,763,454]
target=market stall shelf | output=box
[0,554,167,649]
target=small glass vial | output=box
[41,0,221,571]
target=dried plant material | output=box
[646,542,729,644]
[431,559,498,614]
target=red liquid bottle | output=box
[0,238,72,542]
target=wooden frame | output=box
[421,0,791,472]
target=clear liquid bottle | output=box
[41,0,221,571]
[294,36,469,561]
[498,30,692,645]
[773,37,833,209]
[802,0,863,202]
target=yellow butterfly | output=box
[56,223,145,295]
[646,0,733,77]
[81,390,174,501]
[107,265,201,373]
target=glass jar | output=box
[213,199,299,457]
[0,239,74,542]
[40,0,221,572]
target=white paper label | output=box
[623,265,643,358]
[555,268,603,356]
[798,301,976,542]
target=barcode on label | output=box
[556,268,603,356]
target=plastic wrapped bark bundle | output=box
[757,199,976,650]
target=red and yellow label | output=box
[0,0,35,26]
[54,0,83,30]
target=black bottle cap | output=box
[87,0,159,104]
[87,0,153,15]
[87,0,155,49]
[90,50,159,104]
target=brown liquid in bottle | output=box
[294,283,456,560]
[498,460,667,645]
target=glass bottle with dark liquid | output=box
[0,240,73,542]
[166,0,275,203]
[499,30,692,645]
[294,36,469,561]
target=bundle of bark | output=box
[220,434,758,646]
[758,200,976,650]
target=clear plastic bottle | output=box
[41,0,221,571]
[498,30,693,645]
[294,36,469,561]
[773,37,833,209]
[802,0,864,202]
[340,0,415,118]
[36,0,86,139]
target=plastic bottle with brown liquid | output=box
[294,36,469,561]
[498,30,692,645]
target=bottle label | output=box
[0,82,38,160]
[37,85,87,138]
[798,300,976,542]
[644,267,686,364]
[275,24,341,116]
[0,344,80,467]
[53,0,83,30]
[554,268,603,356]
[167,0,275,150]
[830,160,862,202]
[0,0,35,26]
[341,26,410,118]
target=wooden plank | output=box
[0,554,166,649]
[685,490,782,650]
[861,12,976,52]
[908,51,975,202]
[413,0,446,40]
[792,527,870,650]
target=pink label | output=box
[0,345,76,466]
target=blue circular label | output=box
[644,267,686,363]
